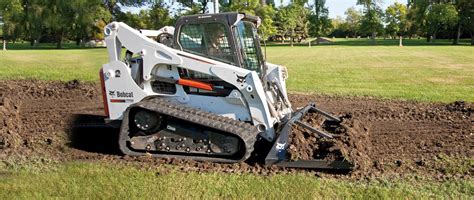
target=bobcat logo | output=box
[275,142,286,150]
[109,91,116,97]
[115,70,121,78]
[236,74,247,83]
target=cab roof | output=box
[175,12,261,28]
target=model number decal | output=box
[110,99,134,103]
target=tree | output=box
[410,0,470,43]
[309,0,330,45]
[0,0,24,50]
[175,0,209,14]
[453,0,474,45]
[177,3,202,16]
[405,4,420,39]
[117,10,147,29]
[23,0,48,47]
[92,20,107,40]
[459,1,474,45]
[103,0,149,20]
[357,0,384,44]
[146,3,173,29]
[385,2,407,46]
[292,2,310,45]
[344,7,362,38]
[41,0,77,48]
[256,5,277,40]
[273,3,310,46]
[328,16,351,38]
[71,0,111,46]
[409,0,432,41]
[274,5,296,45]
[229,0,276,39]
[426,3,458,43]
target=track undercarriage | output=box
[119,97,257,163]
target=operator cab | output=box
[174,12,265,74]
[126,13,265,97]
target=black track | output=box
[118,97,258,163]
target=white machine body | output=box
[100,15,292,141]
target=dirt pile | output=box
[287,112,331,161]
[288,113,372,171]
[0,91,21,151]
[334,116,372,171]
[310,37,333,44]
[0,80,101,158]
[0,80,472,180]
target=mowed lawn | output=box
[0,48,106,81]
[0,40,473,102]
[0,162,472,199]
[267,44,473,102]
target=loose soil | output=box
[288,113,372,171]
[0,80,472,180]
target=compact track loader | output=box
[100,12,351,169]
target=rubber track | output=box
[119,97,258,163]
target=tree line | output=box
[331,0,473,45]
[1,0,473,49]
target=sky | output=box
[122,0,409,19]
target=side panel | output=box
[102,61,149,120]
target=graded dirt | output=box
[0,80,472,180]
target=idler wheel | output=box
[133,110,162,133]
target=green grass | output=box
[1,40,473,102]
[266,42,474,102]
[270,38,473,46]
[326,38,473,46]
[0,47,106,81]
[0,161,472,199]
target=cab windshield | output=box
[235,21,263,73]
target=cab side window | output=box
[179,23,234,64]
